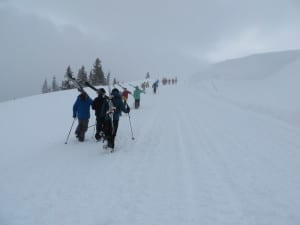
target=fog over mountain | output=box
[1,0,300,102]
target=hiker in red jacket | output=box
[121,87,132,105]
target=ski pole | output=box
[87,123,96,139]
[65,118,76,144]
[127,112,135,140]
[93,123,96,139]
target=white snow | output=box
[1,51,300,225]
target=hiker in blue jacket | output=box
[73,92,93,142]
[101,88,130,150]
[152,80,159,94]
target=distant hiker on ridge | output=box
[152,80,159,94]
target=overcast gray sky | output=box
[1,0,300,101]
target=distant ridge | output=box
[198,49,300,80]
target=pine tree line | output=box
[42,58,108,94]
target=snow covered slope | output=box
[195,50,300,126]
[197,49,300,80]
[0,75,300,225]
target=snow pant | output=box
[95,116,105,139]
[134,99,140,109]
[75,119,89,141]
[103,119,119,149]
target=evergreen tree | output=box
[146,72,150,79]
[77,65,88,86]
[65,65,73,78]
[113,77,117,85]
[90,58,105,85]
[42,79,50,93]
[61,80,72,90]
[104,73,107,85]
[88,70,95,84]
[52,76,60,92]
[62,65,75,89]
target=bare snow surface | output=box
[1,76,300,225]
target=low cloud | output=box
[1,0,300,101]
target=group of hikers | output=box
[161,77,177,85]
[71,82,152,152]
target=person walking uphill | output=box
[133,86,145,109]
[101,88,130,151]
[92,88,107,141]
[152,80,159,94]
[73,92,93,142]
[121,87,132,105]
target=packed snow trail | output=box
[0,82,300,225]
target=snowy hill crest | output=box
[198,49,300,80]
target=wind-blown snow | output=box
[1,52,300,225]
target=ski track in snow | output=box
[0,83,300,225]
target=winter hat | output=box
[111,88,119,97]
[98,88,106,94]
[79,92,87,99]
[112,88,119,93]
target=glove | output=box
[126,105,130,113]
[107,107,116,114]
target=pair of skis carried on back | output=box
[66,72,104,93]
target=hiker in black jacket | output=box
[92,88,107,141]
[101,88,130,150]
